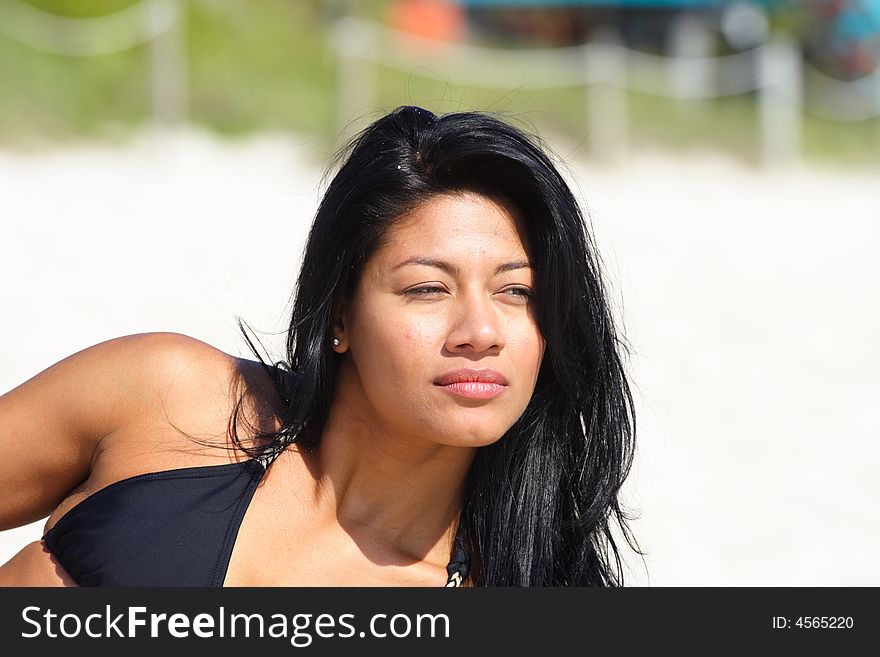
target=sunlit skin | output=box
[0,192,547,586]
[310,192,546,563]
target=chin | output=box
[432,419,514,448]
[437,435,505,449]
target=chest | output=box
[43,449,452,587]
[222,462,450,587]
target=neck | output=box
[306,378,476,566]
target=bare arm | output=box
[0,332,222,531]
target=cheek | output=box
[354,315,448,422]
[384,318,431,350]
[402,326,421,345]
[511,323,545,368]
[359,313,440,377]
[397,320,444,381]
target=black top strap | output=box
[445,520,471,587]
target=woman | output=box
[0,106,639,587]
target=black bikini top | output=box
[42,457,471,587]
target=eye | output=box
[499,286,533,303]
[404,285,447,298]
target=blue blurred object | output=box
[457,0,733,48]
[833,0,880,42]
[805,0,880,78]
[457,0,880,79]
[456,1,725,6]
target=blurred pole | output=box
[335,17,376,138]
[586,29,628,162]
[759,36,802,165]
[872,67,880,154]
[148,0,187,126]
[667,13,714,99]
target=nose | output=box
[444,290,505,355]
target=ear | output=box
[330,299,349,354]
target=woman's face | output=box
[333,192,546,449]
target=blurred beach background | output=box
[1,0,878,586]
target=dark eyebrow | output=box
[391,257,533,276]
[494,260,533,274]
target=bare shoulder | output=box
[0,330,284,532]
[72,331,241,435]
[94,331,284,456]
[101,331,236,384]
[88,331,255,405]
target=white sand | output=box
[1,129,878,585]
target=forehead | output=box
[377,193,531,264]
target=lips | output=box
[434,369,508,400]
[434,369,508,386]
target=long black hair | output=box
[235,106,640,586]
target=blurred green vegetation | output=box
[0,0,877,166]
[0,0,340,146]
[186,0,336,139]
[22,0,141,17]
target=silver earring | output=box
[332,338,340,347]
